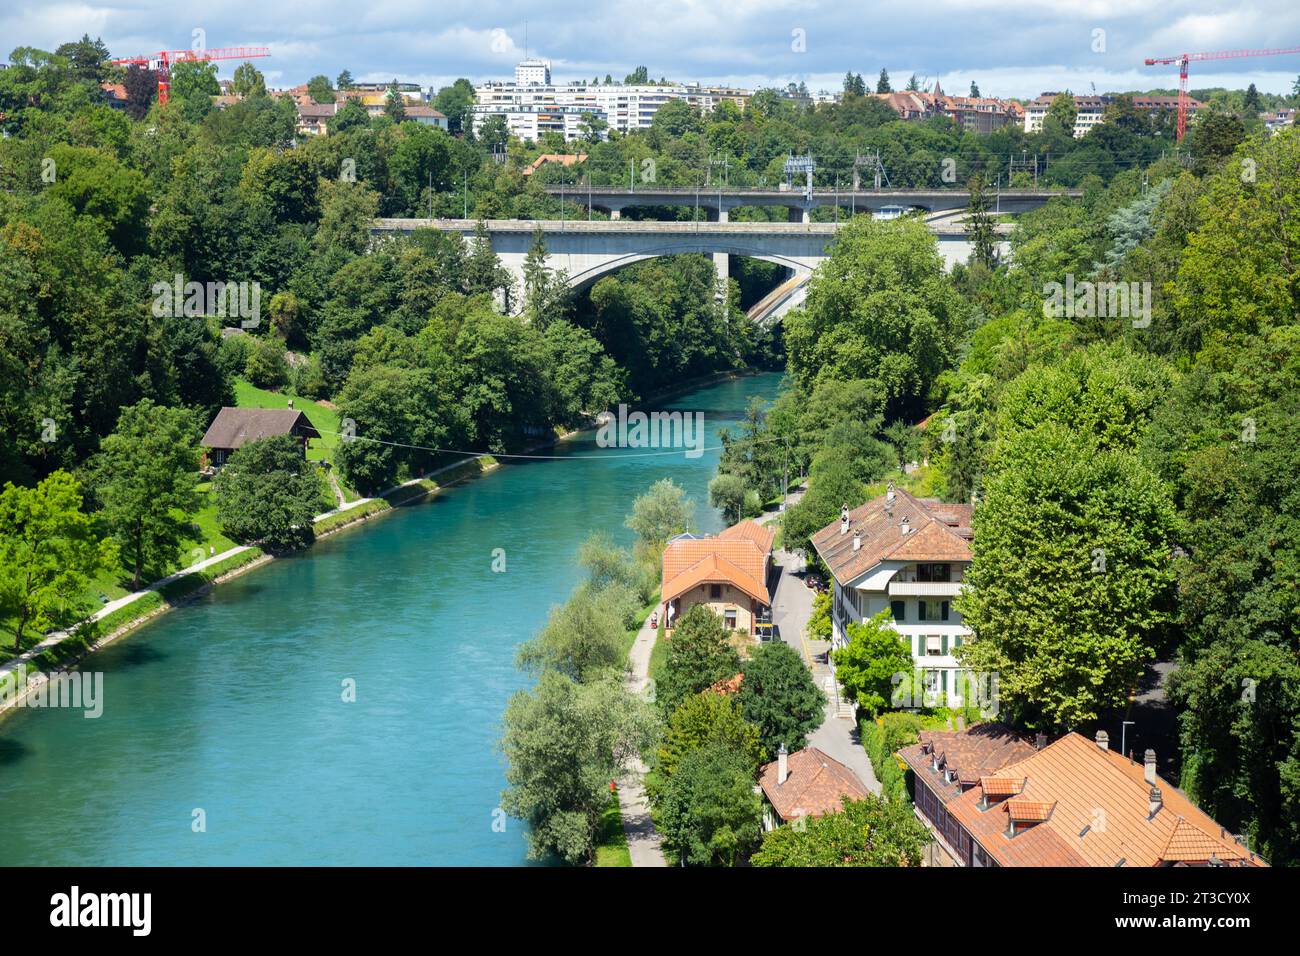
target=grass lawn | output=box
[232,378,342,464]
[594,791,631,867]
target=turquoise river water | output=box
[0,372,783,865]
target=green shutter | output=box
[942,601,950,621]
[919,600,927,621]
[941,634,949,655]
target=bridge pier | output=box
[609,209,621,221]
[713,252,729,291]
[787,206,811,224]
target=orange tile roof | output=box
[661,520,772,605]
[708,672,744,695]
[758,747,869,822]
[810,488,972,587]
[898,723,1038,803]
[946,733,1266,867]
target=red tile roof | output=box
[810,488,973,587]
[758,747,869,822]
[945,733,1266,867]
[898,723,1038,803]
[661,520,773,605]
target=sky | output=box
[3,0,1299,98]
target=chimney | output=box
[286,398,294,408]
[900,516,910,535]
[852,529,861,551]
[1035,733,1047,750]
[1143,749,1157,786]
[777,743,789,785]
[886,483,896,504]
[1095,730,1109,751]
[1148,786,1162,818]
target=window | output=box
[917,563,951,583]
[710,584,722,599]
[891,600,905,623]
[925,635,943,656]
[724,609,737,630]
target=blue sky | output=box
[4,0,1298,97]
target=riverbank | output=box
[0,455,497,720]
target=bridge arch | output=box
[561,243,817,292]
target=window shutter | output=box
[891,600,905,622]
[919,600,927,621]
[941,634,949,655]
[942,601,950,621]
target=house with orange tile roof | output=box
[758,745,870,830]
[811,485,975,707]
[661,519,775,638]
[899,729,1266,867]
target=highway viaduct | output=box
[371,217,1014,322]
[539,185,1079,222]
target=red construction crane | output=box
[1144,46,1300,142]
[110,46,270,105]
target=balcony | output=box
[888,580,964,597]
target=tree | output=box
[842,72,866,97]
[54,34,111,84]
[624,66,650,85]
[737,641,825,758]
[625,478,694,549]
[832,611,914,716]
[306,74,335,104]
[122,64,158,118]
[876,69,892,94]
[750,794,929,866]
[213,435,328,551]
[0,472,116,650]
[906,74,921,92]
[329,97,370,135]
[1188,109,1246,175]
[969,81,981,98]
[93,400,199,589]
[965,173,997,269]
[655,604,742,714]
[780,452,865,558]
[432,78,475,134]
[516,588,624,682]
[231,62,266,98]
[957,424,1178,729]
[168,59,219,120]
[784,216,965,419]
[708,473,748,524]
[384,81,406,121]
[245,335,290,389]
[500,670,656,864]
[1045,91,1077,137]
[336,70,354,91]
[650,690,763,786]
[654,741,762,866]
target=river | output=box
[0,372,783,865]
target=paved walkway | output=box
[770,549,880,794]
[619,615,668,866]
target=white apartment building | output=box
[811,487,976,708]
[472,61,751,142]
[1023,93,1197,137]
[515,58,552,86]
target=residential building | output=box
[660,519,775,638]
[515,58,552,86]
[810,487,974,707]
[1023,93,1198,137]
[200,407,320,467]
[1262,107,1296,133]
[472,61,751,142]
[758,745,869,831]
[899,728,1267,867]
[875,82,1021,133]
[100,82,129,111]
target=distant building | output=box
[661,519,775,639]
[875,82,1021,133]
[758,745,870,831]
[515,58,552,86]
[899,728,1268,867]
[100,82,129,112]
[472,60,752,142]
[811,486,974,708]
[1262,107,1296,133]
[522,152,588,176]
[201,407,320,467]
[1023,93,1198,137]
